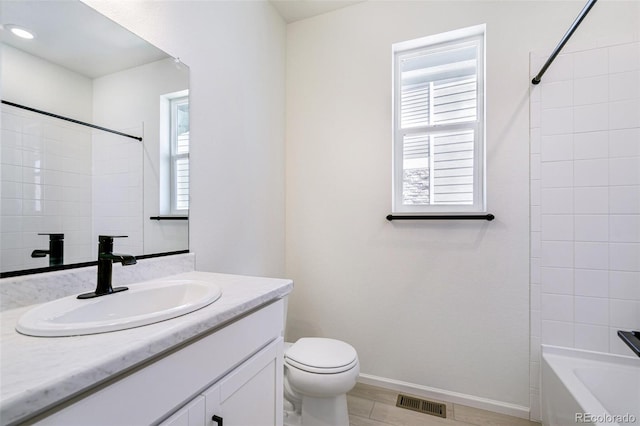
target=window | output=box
[392,25,485,214]
[170,95,189,213]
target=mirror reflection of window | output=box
[171,96,190,214]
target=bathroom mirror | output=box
[0,0,189,275]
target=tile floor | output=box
[347,383,542,426]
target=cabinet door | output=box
[204,338,283,426]
[160,396,206,426]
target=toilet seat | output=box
[283,337,360,425]
[285,337,358,374]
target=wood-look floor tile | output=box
[370,401,471,426]
[453,404,541,426]
[350,414,393,426]
[347,382,540,426]
[349,384,455,421]
[348,394,375,418]
[349,383,398,405]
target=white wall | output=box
[79,0,638,419]
[530,38,640,419]
[84,0,287,278]
[285,0,639,417]
[1,44,94,122]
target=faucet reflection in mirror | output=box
[78,235,136,299]
[30,233,64,267]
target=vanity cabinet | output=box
[31,299,285,426]
[161,396,206,426]
[162,338,282,426]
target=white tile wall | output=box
[574,131,608,159]
[573,47,608,78]
[1,105,93,271]
[1,106,144,272]
[530,40,640,421]
[91,128,143,260]
[540,267,573,295]
[574,268,608,297]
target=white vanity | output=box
[0,269,292,426]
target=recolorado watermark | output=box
[576,413,637,424]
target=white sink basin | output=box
[15,280,222,337]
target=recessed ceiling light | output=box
[6,25,35,40]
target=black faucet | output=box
[78,235,137,299]
[31,233,64,266]
[618,330,640,357]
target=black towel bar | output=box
[386,214,495,221]
[149,216,189,221]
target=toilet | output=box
[283,337,359,426]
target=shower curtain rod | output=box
[1,100,143,141]
[531,0,598,85]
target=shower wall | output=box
[530,40,640,420]
[1,105,94,270]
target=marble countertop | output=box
[0,271,293,425]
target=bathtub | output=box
[541,345,640,426]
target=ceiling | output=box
[0,1,169,79]
[269,0,364,23]
[0,0,363,79]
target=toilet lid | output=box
[285,338,358,374]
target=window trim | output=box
[169,95,189,215]
[392,25,486,215]
[159,90,189,216]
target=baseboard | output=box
[357,373,531,420]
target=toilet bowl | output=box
[283,338,359,426]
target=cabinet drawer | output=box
[33,299,284,426]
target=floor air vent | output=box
[396,394,447,418]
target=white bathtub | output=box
[542,345,640,426]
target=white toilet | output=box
[283,337,359,426]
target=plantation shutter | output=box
[431,76,476,204]
[399,47,478,206]
[431,130,474,204]
[401,82,429,130]
[171,98,189,213]
[175,132,189,211]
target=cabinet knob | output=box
[212,414,223,425]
